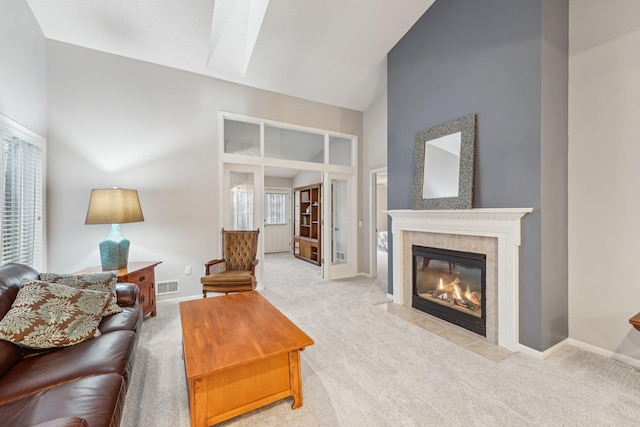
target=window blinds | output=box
[265,192,286,225]
[0,123,44,271]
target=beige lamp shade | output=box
[85,188,144,225]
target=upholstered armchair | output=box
[201,228,260,297]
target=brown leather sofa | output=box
[0,263,143,427]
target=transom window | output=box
[222,114,356,168]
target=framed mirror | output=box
[412,114,476,210]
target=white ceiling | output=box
[26,0,435,112]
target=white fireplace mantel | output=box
[387,208,532,352]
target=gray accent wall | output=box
[388,0,568,351]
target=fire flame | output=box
[426,276,481,310]
[454,284,463,300]
[466,285,481,305]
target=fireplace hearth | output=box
[412,245,486,336]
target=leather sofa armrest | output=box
[29,418,89,427]
[116,283,140,306]
[0,339,22,377]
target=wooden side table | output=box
[629,312,640,331]
[74,261,162,318]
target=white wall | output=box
[361,62,388,274]
[265,176,293,188]
[569,0,640,359]
[0,0,47,136]
[47,41,362,300]
[292,171,322,188]
[376,184,388,232]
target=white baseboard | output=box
[517,338,640,369]
[157,294,202,304]
[567,338,640,369]
[517,339,569,359]
[157,283,266,304]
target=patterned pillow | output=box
[40,272,122,316]
[0,279,110,349]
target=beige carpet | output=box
[121,252,640,426]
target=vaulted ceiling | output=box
[26,0,435,111]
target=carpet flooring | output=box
[121,252,640,426]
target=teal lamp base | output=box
[99,224,130,270]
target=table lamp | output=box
[85,188,144,270]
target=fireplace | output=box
[412,245,486,336]
[388,209,532,351]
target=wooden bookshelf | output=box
[293,183,321,265]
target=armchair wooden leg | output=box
[203,290,207,298]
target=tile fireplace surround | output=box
[388,208,532,352]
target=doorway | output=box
[264,187,291,253]
[370,167,388,294]
[220,112,358,283]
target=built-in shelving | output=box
[293,183,321,265]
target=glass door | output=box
[324,172,357,279]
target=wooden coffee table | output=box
[179,291,314,426]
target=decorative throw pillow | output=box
[0,279,110,349]
[40,272,122,316]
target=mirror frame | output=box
[412,114,476,210]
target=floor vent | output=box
[157,280,179,295]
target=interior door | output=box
[264,188,291,253]
[324,172,357,279]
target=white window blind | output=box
[231,189,253,230]
[230,171,254,230]
[0,115,45,271]
[265,192,287,225]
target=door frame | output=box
[369,166,387,279]
[219,111,358,281]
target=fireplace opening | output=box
[412,245,486,336]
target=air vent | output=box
[157,280,179,295]
[336,251,345,261]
